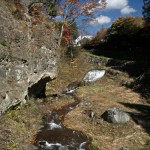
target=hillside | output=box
[0,0,150,150]
[46,51,150,150]
[0,0,58,115]
[0,49,150,149]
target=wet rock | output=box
[102,107,130,124]
[79,141,87,149]
[62,81,81,94]
[48,121,62,130]
[38,141,61,149]
[0,0,58,115]
[83,70,105,83]
[38,141,47,148]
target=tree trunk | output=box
[58,24,64,47]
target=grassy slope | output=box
[0,100,43,150]
[0,50,149,150]
[47,50,150,150]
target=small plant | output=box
[0,53,7,60]
[65,46,79,59]
[6,140,18,150]
[0,40,7,46]
[92,142,99,150]
[12,9,24,20]
[7,110,22,123]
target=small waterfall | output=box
[34,94,92,150]
[48,120,62,130]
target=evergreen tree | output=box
[143,0,150,19]
[143,0,150,26]
[70,22,79,40]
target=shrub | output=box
[90,26,107,47]
[0,40,7,46]
[65,46,79,59]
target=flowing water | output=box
[34,94,92,150]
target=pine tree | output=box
[143,0,150,26]
[143,0,150,19]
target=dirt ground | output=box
[47,51,150,150]
[0,51,150,150]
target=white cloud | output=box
[106,0,128,10]
[89,15,111,25]
[121,6,136,14]
[100,0,136,15]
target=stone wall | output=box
[0,0,58,115]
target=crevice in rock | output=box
[28,76,52,99]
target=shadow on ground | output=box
[85,45,150,102]
[87,49,150,102]
[119,102,150,149]
[106,58,150,102]
[119,102,150,134]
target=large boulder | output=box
[83,70,105,83]
[102,107,130,124]
[0,0,58,115]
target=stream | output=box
[34,94,92,150]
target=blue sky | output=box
[84,0,144,35]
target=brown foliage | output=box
[57,0,106,47]
[91,26,107,46]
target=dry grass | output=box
[0,100,43,150]
[64,78,150,150]
[48,51,150,150]
[46,51,95,95]
[1,51,149,150]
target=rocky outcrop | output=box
[0,0,58,115]
[102,107,130,124]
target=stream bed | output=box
[34,94,92,150]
